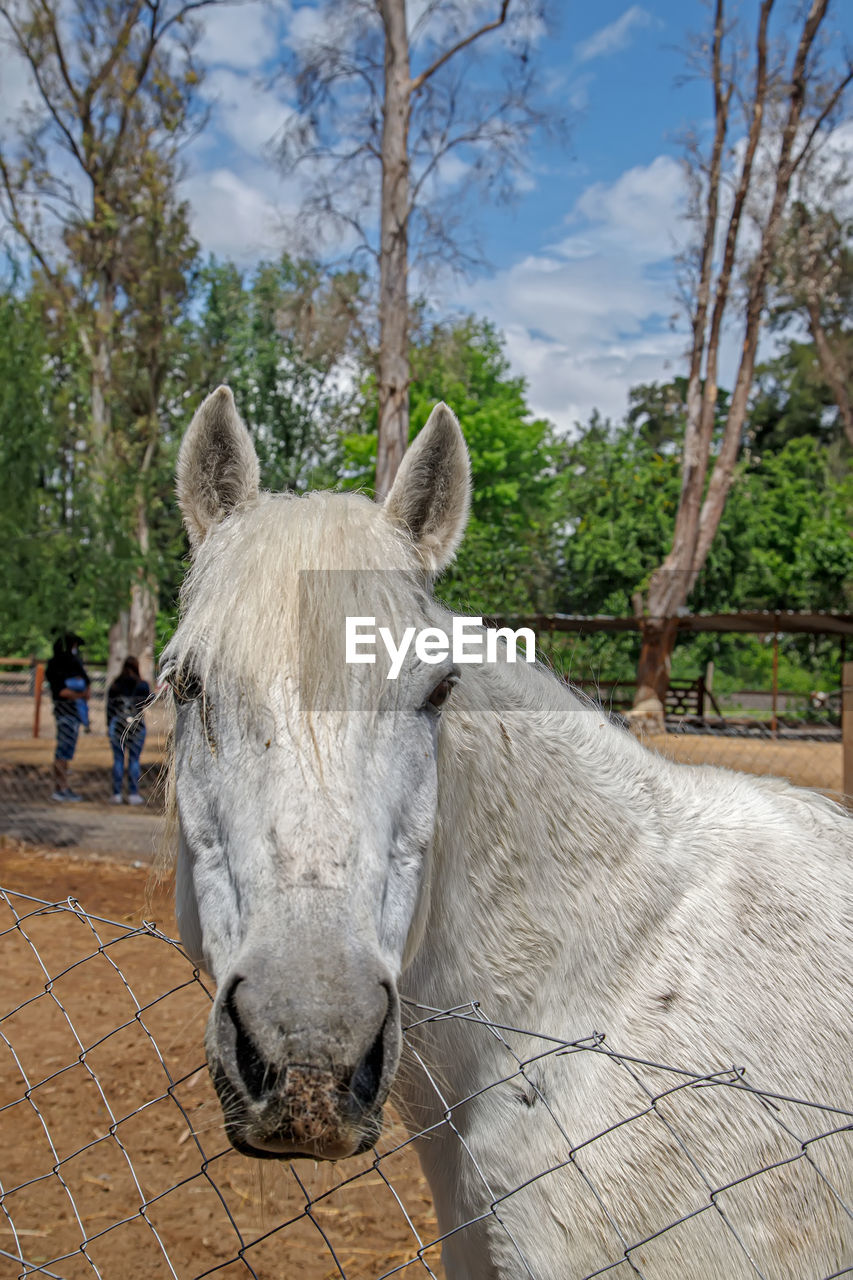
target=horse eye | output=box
[426,678,454,711]
[172,671,203,705]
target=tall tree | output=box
[276,0,554,497]
[106,166,200,679]
[769,202,853,449]
[194,255,367,493]
[0,0,217,678]
[342,315,560,612]
[632,0,853,721]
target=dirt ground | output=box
[0,698,443,1280]
[0,692,846,1280]
[646,730,844,797]
[0,846,444,1280]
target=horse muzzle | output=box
[206,964,400,1161]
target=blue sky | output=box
[2,1,852,432]
[182,0,851,431]
[184,1,712,429]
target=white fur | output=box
[167,390,853,1278]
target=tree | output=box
[556,377,852,691]
[632,0,852,721]
[276,0,554,497]
[0,0,218,678]
[749,339,850,453]
[105,167,200,677]
[194,255,368,493]
[0,268,126,654]
[343,315,561,612]
[769,202,853,449]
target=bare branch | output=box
[0,4,88,172]
[0,148,66,297]
[35,0,80,112]
[79,0,146,115]
[789,62,853,175]
[410,0,511,94]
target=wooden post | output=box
[704,660,714,718]
[843,660,853,809]
[33,661,44,739]
[771,632,779,737]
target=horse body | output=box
[406,660,852,1276]
[167,387,852,1278]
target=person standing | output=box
[45,632,90,802]
[106,656,150,805]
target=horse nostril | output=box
[224,976,273,1100]
[349,988,390,1112]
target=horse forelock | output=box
[162,487,453,760]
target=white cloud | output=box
[458,153,693,431]
[200,65,294,156]
[182,167,286,263]
[575,6,654,65]
[564,155,688,261]
[196,3,281,70]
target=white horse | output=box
[164,387,852,1279]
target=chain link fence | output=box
[1,887,851,1280]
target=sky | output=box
[2,1,852,433]
[185,0,709,431]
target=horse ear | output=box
[383,403,471,574]
[177,386,260,551]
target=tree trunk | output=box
[632,0,831,711]
[91,273,114,452]
[375,0,412,501]
[107,494,157,686]
[635,618,680,706]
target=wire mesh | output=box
[0,887,851,1280]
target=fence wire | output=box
[0,888,851,1280]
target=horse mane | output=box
[166,488,436,699]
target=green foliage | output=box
[555,376,851,690]
[698,434,853,612]
[0,279,113,654]
[194,256,367,493]
[557,379,852,620]
[556,405,683,616]
[342,317,561,612]
[1,253,849,703]
[749,341,848,452]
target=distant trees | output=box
[769,203,852,449]
[633,0,853,719]
[0,0,221,678]
[405,317,560,614]
[340,316,561,612]
[1,253,849,684]
[194,257,367,493]
[558,378,853,623]
[275,0,554,497]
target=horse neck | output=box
[407,660,684,1030]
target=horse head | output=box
[164,386,470,1160]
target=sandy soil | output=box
[645,731,844,797]
[0,845,444,1280]
[0,682,442,1280]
